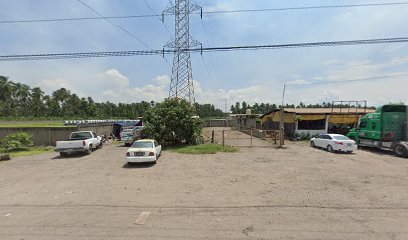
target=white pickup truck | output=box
[55,131,102,157]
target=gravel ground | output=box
[0,129,407,239]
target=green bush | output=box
[144,98,203,146]
[299,132,311,141]
[1,132,33,151]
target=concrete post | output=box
[250,130,253,147]
[48,128,52,146]
[222,130,225,146]
[279,107,285,147]
[325,115,330,134]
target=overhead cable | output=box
[1,2,408,24]
[1,37,408,61]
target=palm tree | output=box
[0,76,16,116]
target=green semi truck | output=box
[347,104,408,157]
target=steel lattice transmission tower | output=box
[163,0,202,103]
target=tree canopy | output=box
[144,98,202,146]
[0,76,224,119]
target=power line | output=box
[2,2,408,24]
[286,73,408,87]
[77,0,151,49]
[1,37,408,61]
[140,0,172,36]
[203,2,408,15]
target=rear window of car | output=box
[332,135,350,141]
[70,132,92,139]
[131,141,153,148]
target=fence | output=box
[209,129,281,148]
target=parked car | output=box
[120,126,145,146]
[310,134,357,153]
[55,131,102,157]
[125,139,161,164]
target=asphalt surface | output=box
[0,134,407,239]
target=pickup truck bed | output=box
[55,131,102,157]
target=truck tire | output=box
[60,152,68,158]
[394,144,407,157]
[85,145,92,155]
[97,141,103,149]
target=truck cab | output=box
[347,104,408,157]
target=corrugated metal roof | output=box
[282,108,375,114]
[260,108,376,119]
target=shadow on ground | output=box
[122,162,155,169]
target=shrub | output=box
[299,132,311,141]
[144,98,203,146]
[1,132,33,151]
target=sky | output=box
[0,0,408,111]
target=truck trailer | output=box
[347,104,408,157]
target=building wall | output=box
[0,124,113,146]
[77,124,113,136]
[236,118,257,129]
[262,120,296,137]
[202,119,235,127]
[294,115,329,136]
[295,129,327,136]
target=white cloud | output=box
[40,78,77,95]
[36,69,169,103]
[153,75,171,86]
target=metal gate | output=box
[208,129,280,148]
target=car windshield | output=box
[70,132,92,139]
[332,135,350,141]
[131,141,153,148]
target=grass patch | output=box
[0,147,55,157]
[170,143,239,154]
[0,120,68,128]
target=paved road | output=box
[0,140,407,239]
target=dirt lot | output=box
[0,129,407,239]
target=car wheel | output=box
[394,144,407,157]
[327,145,334,153]
[85,145,92,155]
[346,151,353,154]
[60,152,68,157]
[310,141,316,148]
[97,142,103,149]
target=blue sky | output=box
[1,0,407,109]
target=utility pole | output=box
[225,98,229,127]
[279,85,286,147]
[163,0,202,103]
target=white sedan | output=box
[310,134,357,153]
[125,139,162,164]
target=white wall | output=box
[294,115,329,136]
[295,129,326,136]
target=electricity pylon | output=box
[163,0,202,103]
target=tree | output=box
[144,98,202,146]
[242,101,248,113]
[0,76,16,116]
[13,83,31,116]
[29,87,46,117]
